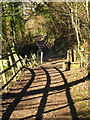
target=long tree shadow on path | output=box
[35,67,51,120]
[19,67,69,120]
[2,66,87,120]
[54,67,80,120]
[2,68,35,120]
[18,66,87,120]
[3,71,86,101]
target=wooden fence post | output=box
[20,55,25,66]
[88,52,90,70]
[37,50,39,61]
[13,53,22,73]
[8,52,16,81]
[11,48,22,73]
[67,50,72,62]
[41,51,43,64]
[81,54,83,68]
[73,50,77,62]
[81,48,84,68]
[67,50,69,62]
[70,50,72,62]
[0,55,6,85]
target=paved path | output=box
[2,57,79,120]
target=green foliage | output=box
[2,2,25,53]
[2,2,89,61]
[23,54,39,68]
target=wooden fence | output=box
[0,48,25,91]
[63,49,89,70]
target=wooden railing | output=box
[0,48,25,91]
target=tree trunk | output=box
[70,3,80,53]
[86,0,90,78]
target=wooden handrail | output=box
[1,67,23,90]
[0,59,22,75]
[1,49,25,90]
[2,52,16,59]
